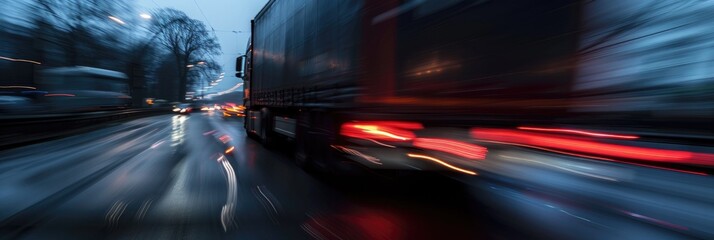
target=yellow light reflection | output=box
[0,56,41,65]
[407,153,477,175]
[225,146,235,154]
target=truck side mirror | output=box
[235,55,245,78]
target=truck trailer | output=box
[237,0,714,174]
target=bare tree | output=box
[188,59,222,99]
[30,0,136,67]
[150,8,221,101]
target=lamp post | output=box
[110,15,190,105]
[109,13,156,106]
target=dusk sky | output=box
[136,0,268,93]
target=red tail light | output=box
[340,121,423,141]
[471,128,714,166]
[517,126,639,140]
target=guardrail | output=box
[0,108,171,150]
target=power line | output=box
[150,0,161,8]
[213,30,245,32]
[192,0,215,32]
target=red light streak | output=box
[413,138,487,160]
[471,128,714,167]
[340,121,422,141]
[357,121,424,130]
[479,139,707,176]
[219,135,231,143]
[518,126,639,139]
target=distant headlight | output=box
[173,108,180,112]
[180,109,186,113]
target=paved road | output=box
[2,112,713,239]
[0,112,505,239]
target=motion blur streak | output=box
[170,115,186,147]
[0,56,41,65]
[353,121,424,130]
[0,85,36,89]
[471,128,714,166]
[341,124,411,141]
[302,214,344,240]
[225,146,235,154]
[500,155,618,182]
[105,201,127,229]
[406,153,477,175]
[517,127,640,140]
[149,140,164,149]
[255,186,279,218]
[483,139,709,176]
[413,138,487,160]
[44,93,75,97]
[340,121,423,141]
[218,154,237,232]
[107,16,125,25]
[218,135,231,144]
[365,139,396,148]
[621,210,688,231]
[331,145,382,165]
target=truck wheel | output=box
[259,108,274,147]
[294,135,310,169]
[294,113,312,169]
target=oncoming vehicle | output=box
[0,85,45,114]
[173,103,192,114]
[37,66,131,112]
[222,103,245,118]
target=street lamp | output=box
[108,16,126,25]
[110,14,151,25]
[187,61,207,68]
[107,15,192,104]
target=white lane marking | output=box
[301,223,328,240]
[257,186,278,215]
[134,199,153,221]
[218,154,237,231]
[306,213,344,240]
[150,140,165,149]
[105,201,127,229]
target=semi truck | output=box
[237,0,714,173]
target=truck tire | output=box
[244,110,257,139]
[259,107,275,147]
[294,133,310,169]
[294,111,313,169]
